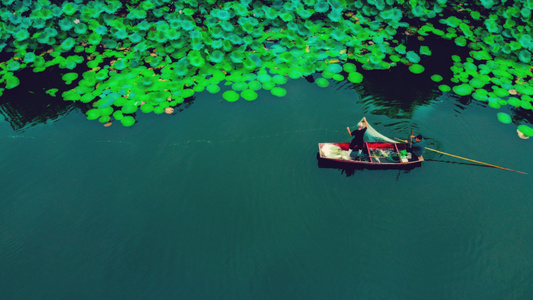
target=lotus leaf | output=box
[332,74,344,81]
[262,82,275,90]
[13,28,30,41]
[232,82,248,91]
[469,78,485,89]
[80,93,96,103]
[297,9,313,19]
[452,84,474,96]
[439,85,451,92]
[7,61,21,71]
[521,101,533,110]
[273,75,287,85]
[230,50,245,63]
[488,98,501,109]
[182,89,195,98]
[348,72,363,83]
[518,125,533,137]
[519,50,531,63]
[99,107,114,116]
[258,74,272,83]
[420,46,432,56]
[472,91,488,101]
[497,112,512,124]
[241,89,258,101]
[248,80,262,91]
[62,3,77,15]
[62,90,80,101]
[223,90,240,102]
[152,106,165,114]
[454,36,467,47]
[315,77,329,87]
[45,88,58,97]
[121,104,138,114]
[280,52,293,63]
[409,64,425,74]
[206,84,221,94]
[342,63,356,73]
[325,63,342,74]
[62,72,79,84]
[98,116,110,123]
[406,51,421,63]
[121,116,135,127]
[508,97,521,107]
[271,87,287,97]
[288,69,303,79]
[88,33,102,45]
[214,9,231,21]
[431,74,443,82]
[494,87,509,97]
[86,109,100,120]
[141,104,155,113]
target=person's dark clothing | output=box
[349,127,367,151]
[409,137,427,159]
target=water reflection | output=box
[335,37,463,119]
[0,67,81,131]
[0,67,196,131]
[510,106,533,125]
[316,152,421,177]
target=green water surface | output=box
[1,72,532,299]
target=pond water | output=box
[1,67,533,299]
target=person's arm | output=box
[346,127,352,135]
[362,117,367,127]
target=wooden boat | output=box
[318,142,423,168]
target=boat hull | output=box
[318,142,423,168]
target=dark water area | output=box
[1,60,533,299]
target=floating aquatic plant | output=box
[408,64,425,74]
[497,112,512,124]
[315,78,330,88]
[223,90,240,102]
[0,0,531,134]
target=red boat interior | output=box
[320,142,417,164]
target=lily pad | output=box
[518,124,533,137]
[409,64,425,74]
[223,90,240,102]
[439,85,451,92]
[121,116,136,127]
[271,87,287,97]
[497,112,512,124]
[316,78,329,87]
[347,72,363,83]
[431,74,443,82]
[241,89,258,101]
[452,84,474,96]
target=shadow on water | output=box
[510,106,533,125]
[0,66,197,131]
[335,37,469,119]
[0,66,86,131]
[316,153,421,178]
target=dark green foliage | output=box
[0,1,532,132]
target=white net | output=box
[359,118,398,143]
[320,143,352,159]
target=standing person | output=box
[409,134,427,160]
[346,117,367,160]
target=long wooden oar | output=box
[393,138,527,175]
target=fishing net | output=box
[320,143,351,159]
[358,118,398,143]
[368,148,401,163]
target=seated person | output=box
[409,134,427,160]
